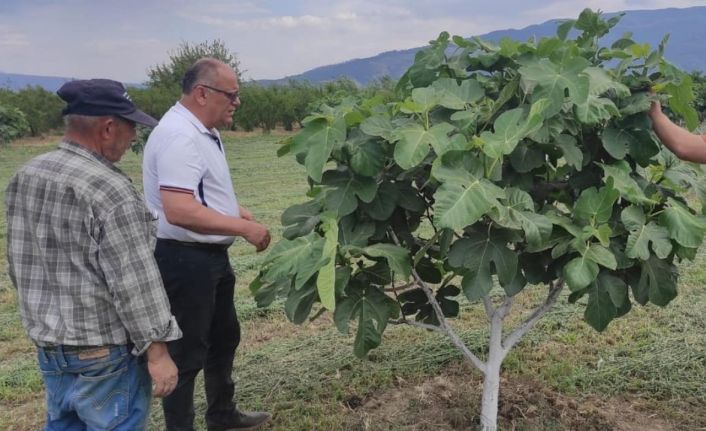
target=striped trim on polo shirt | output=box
[159,185,194,194]
[159,183,209,207]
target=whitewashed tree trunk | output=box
[480,359,502,431]
[392,233,566,431]
[479,296,510,431]
[399,278,564,430]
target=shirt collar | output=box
[172,102,221,139]
[58,140,132,182]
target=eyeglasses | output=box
[198,84,240,102]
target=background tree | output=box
[134,38,392,137]
[136,39,244,121]
[232,82,278,132]
[127,38,381,150]
[0,104,30,144]
[127,85,181,120]
[252,9,705,431]
[309,77,360,112]
[278,80,319,131]
[147,39,243,88]
[0,86,63,136]
[360,75,398,102]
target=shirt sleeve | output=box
[97,200,182,355]
[155,132,205,194]
[4,175,20,290]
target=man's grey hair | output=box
[64,114,103,132]
[182,58,226,94]
[64,114,125,133]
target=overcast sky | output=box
[1,0,705,83]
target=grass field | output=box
[1,132,705,430]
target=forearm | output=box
[161,190,270,250]
[145,341,170,361]
[165,200,257,237]
[651,110,706,163]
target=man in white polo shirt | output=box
[143,58,271,431]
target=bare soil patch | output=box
[350,363,678,431]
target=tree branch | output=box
[412,229,442,266]
[390,279,408,324]
[384,282,416,293]
[483,296,495,320]
[439,273,455,289]
[502,279,565,352]
[423,199,438,234]
[488,295,515,364]
[389,229,487,374]
[496,296,514,320]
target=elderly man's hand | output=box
[146,342,178,397]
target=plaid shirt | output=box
[5,141,181,355]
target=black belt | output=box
[157,238,231,252]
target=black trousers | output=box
[155,239,241,431]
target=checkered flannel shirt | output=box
[5,140,181,355]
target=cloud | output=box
[0,26,29,47]
[199,1,271,16]
[235,12,490,79]
[130,0,706,79]
[266,15,327,28]
[321,1,414,19]
[84,38,164,51]
[176,0,496,78]
[183,11,355,30]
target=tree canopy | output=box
[147,39,243,88]
[253,8,705,358]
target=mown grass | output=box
[1,133,705,430]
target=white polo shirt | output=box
[143,102,240,245]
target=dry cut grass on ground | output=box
[0,133,705,430]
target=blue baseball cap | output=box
[57,79,158,127]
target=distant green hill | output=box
[3,6,706,91]
[258,6,706,85]
[0,72,141,92]
[0,72,75,92]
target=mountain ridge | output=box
[258,6,706,85]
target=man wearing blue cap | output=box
[5,79,182,430]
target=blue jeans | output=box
[37,344,152,431]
